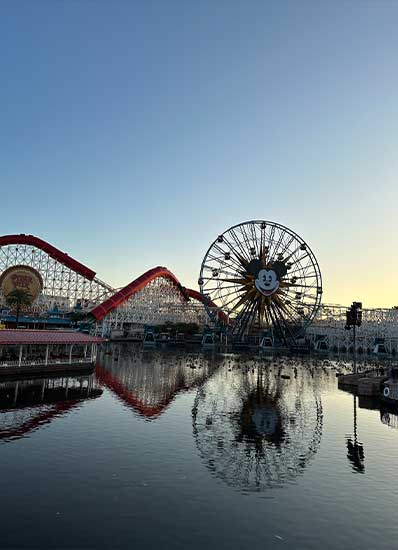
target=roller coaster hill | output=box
[1,228,398,353]
[0,234,218,338]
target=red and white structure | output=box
[90,267,227,337]
[1,233,397,344]
[0,235,113,312]
[0,234,216,336]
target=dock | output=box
[0,329,105,378]
[338,370,387,395]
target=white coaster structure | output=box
[309,304,398,353]
[94,275,211,338]
[0,235,113,313]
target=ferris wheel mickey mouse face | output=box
[248,260,287,297]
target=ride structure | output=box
[308,304,398,354]
[1,230,398,349]
[0,235,113,317]
[90,267,219,337]
[0,234,214,335]
[199,220,323,343]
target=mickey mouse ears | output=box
[272,261,288,279]
[247,259,262,276]
[246,259,287,279]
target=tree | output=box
[5,289,33,327]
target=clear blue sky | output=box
[1,0,398,306]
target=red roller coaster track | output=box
[90,266,185,321]
[90,266,227,322]
[0,234,96,281]
[0,233,228,323]
[95,363,218,420]
[95,365,173,418]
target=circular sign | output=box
[0,265,43,302]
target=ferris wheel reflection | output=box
[192,357,324,493]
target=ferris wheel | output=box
[192,362,323,492]
[198,220,322,341]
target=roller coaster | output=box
[0,234,215,336]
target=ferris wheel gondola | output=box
[198,220,322,341]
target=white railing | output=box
[0,358,93,369]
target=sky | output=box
[1,0,398,308]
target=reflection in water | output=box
[0,350,396,550]
[361,399,398,431]
[0,375,102,442]
[380,408,398,429]
[338,368,398,472]
[96,345,223,419]
[193,356,324,492]
[346,395,365,473]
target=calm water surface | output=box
[1,345,397,549]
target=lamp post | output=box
[345,302,363,374]
[346,393,365,473]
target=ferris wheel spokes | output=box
[199,220,322,342]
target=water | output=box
[0,345,397,549]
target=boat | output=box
[143,329,157,348]
[314,337,329,354]
[372,341,390,357]
[201,332,215,350]
[371,338,390,357]
[259,335,274,353]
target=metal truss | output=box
[97,276,210,337]
[308,303,398,352]
[0,243,114,313]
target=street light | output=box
[345,302,362,373]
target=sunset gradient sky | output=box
[1,1,398,308]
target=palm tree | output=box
[5,289,33,327]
